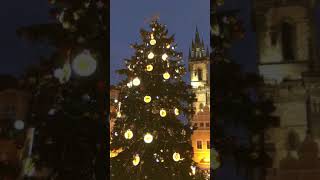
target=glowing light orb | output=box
[144,133,153,143]
[14,120,24,130]
[148,52,155,59]
[166,44,170,49]
[162,53,168,60]
[150,39,156,45]
[173,152,181,162]
[146,65,153,72]
[132,77,141,86]
[163,72,170,80]
[132,154,140,166]
[124,129,133,140]
[144,96,152,103]
[174,108,180,115]
[160,109,167,117]
[72,51,97,77]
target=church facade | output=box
[252,0,320,179]
[189,28,211,170]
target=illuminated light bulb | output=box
[191,166,196,175]
[174,108,180,115]
[144,96,152,103]
[162,53,168,60]
[146,64,153,72]
[124,129,133,139]
[160,109,167,117]
[144,133,153,143]
[132,77,141,86]
[175,69,180,73]
[132,154,140,166]
[166,44,170,49]
[173,152,181,162]
[163,72,170,80]
[117,112,121,118]
[72,51,97,77]
[114,99,118,103]
[150,39,156,45]
[171,46,175,50]
[148,52,155,59]
[127,81,133,88]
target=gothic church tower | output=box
[189,28,210,170]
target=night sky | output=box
[0,0,50,76]
[110,0,210,85]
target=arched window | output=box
[281,21,295,61]
[197,68,203,81]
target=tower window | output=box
[207,141,210,149]
[197,141,202,149]
[200,123,204,127]
[197,68,203,81]
[281,22,295,61]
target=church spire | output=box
[195,26,201,45]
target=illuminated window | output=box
[197,141,202,149]
[207,141,210,149]
[200,123,204,127]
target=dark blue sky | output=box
[0,0,50,76]
[110,0,210,85]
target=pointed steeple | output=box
[195,26,201,45]
[189,48,191,59]
[206,46,209,57]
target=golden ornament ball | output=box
[144,96,152,103]
[163,72,170,80]
[124,129,133,139]
[160,109,167,117]
[146,65,153,72]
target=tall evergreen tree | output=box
[17,0,107,179]
[110,20,206,180]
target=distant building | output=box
[0,87,31,179]
[253,0,320,179]
[189,28,210,170]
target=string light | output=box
[150,39,156,45]
[162,53,168,60]
[132,154,140,166]
[174,108,179,115]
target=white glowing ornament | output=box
[160,109,167,117]
[173,152,181,162]
[132,154,140,166]
[144,133,153,143]
[146,64,153,72]
[54,63,71,84]
[144,96,152,103]
[148,52,155,59]
[72,51,97,77]
[14,120,24,130]
[132,77,141,86]
[162,53,168,60]
[127,81,133,88]
[163,72,170,80]
[174,108,180,115]
[124,129,133,139]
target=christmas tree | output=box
[17,0,107,179]
[110,20,206,180]
[211,1,277,179]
